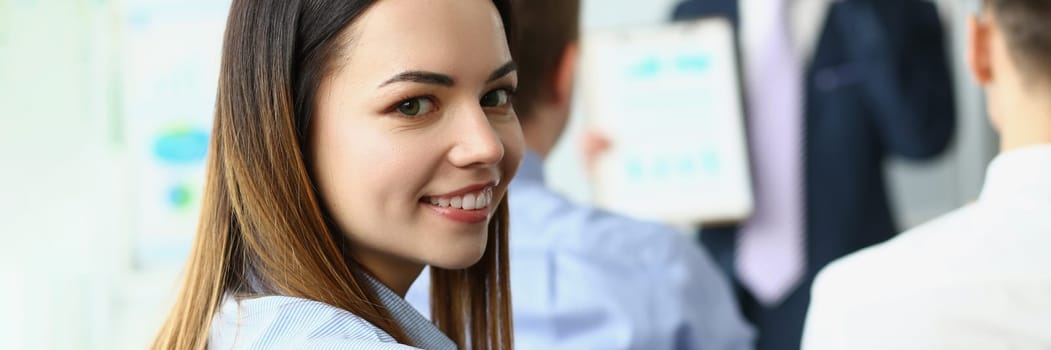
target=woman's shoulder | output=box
[209,295,419,349]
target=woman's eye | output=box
[480,89,512,108]
[395,97,436,117]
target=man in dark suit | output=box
[672,0,956,349]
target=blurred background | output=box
[0,0,989,348]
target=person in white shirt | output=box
[802,1,1051,348]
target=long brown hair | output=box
[151,1,515,349]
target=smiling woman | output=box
[150,0,521,349]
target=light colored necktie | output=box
[735,0,806,307]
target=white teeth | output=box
[426,187,494,210]
[462,193,477,210]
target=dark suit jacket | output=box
[674,0,955,348]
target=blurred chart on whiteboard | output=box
[124,0,231,269]
[582,17,753,226]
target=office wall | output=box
[0,0,225,348]
[0,1,128,348]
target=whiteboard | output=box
[124,0,231,269]
[582,17,753,226]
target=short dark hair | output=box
[985,0,1051,83]
[510,0,581,120]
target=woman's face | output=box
[310,0,522,285]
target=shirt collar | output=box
[514,150,546,187]
[978,144,1051,204]
[365,274,457,350]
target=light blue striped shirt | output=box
[409,151,756,350]
[209,275,456,350]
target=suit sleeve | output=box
[840,0,956,160]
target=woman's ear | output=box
[551,41,579,106]
[967,13,994,86]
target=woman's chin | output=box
[427,247,488,270]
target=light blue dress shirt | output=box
[409,151,755,350]
[209,275,456,350]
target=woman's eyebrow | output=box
[487,61,517,82]
[379,61,516,88]
[380,71,455,87]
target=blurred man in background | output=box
[410,0,755,348]
[672,0,956,348]
[804,0,1051,348]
